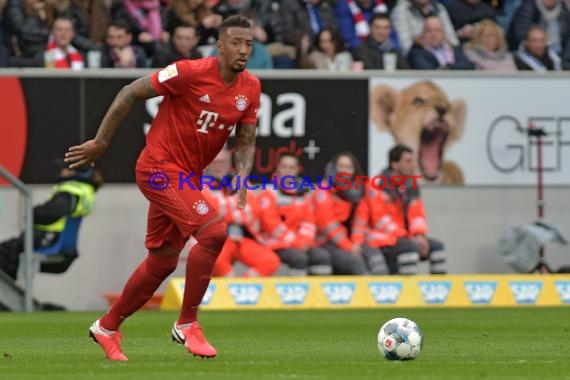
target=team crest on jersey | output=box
[235,94,248,111]
[193,200,209,215]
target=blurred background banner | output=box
[11,76,369,184]
[368,76,570,185]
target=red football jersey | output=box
[137,57,261,184]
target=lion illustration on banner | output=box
[370,80,466,185]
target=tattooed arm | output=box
[233,123,257,209]
[64,75,158,169]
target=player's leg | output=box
[89,203,183,361]
[275,248,309,276]
[393,238,420,275]
[212,239,239,277]
[173,214,226,358]
[324,243,367,275]
[307,246,333,275]
[427,238,446,274]
[361,245,389,275]
[236,237,281,277]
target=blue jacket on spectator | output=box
[508,0,570,52]
[335,0,399,51]
[408,42,475,70]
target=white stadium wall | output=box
[1,185,568,310]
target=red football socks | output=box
[178,222,226,325]
[100,253,179,331]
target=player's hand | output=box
[64,139,106,169]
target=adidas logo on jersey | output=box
[199,94,211,103]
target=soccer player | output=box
[64,15,260,361]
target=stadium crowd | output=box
[0,0,569,71]
[200,145,445,277]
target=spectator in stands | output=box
[496,0,522,32]
[0,165,103,281]
[391,0,459,54]
[372,145,446,275]
[444,0,496,44]
[111,0,168,54]
[242,11,273,69]
[101,20,148,68]
[203,148,281,278]
[334,0,392,51]
[279,0,338,45]
[313,152,367,275]
[165,0,222,47]
[463,19,517,70]
[38,15,85,69]
[257,153,332,276]
[46,0,98,53]
[514,24,563,70]
[354,13,409,69]
[407,16,475,69]
[152,23,201,68]
[0,0,7,67]
[508,0,570,54]
[214,0,253,19]
[306,26,354,69]
[4,0,53,61]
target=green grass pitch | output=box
[1,308,570,380]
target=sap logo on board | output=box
[201,284,216,306]
[554,281,570,304]
[228,284,263,305]
[276,283,309,305]
[419,281,452,304]
[509,281,542,304]
[464,281,497,304]
[322,283,355,305]
[368,282,402,304]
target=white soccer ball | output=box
[377,317,423,361]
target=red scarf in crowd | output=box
[46,38,85,70]
[347,0,387,40]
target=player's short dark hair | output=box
[277,152,299,164]
[389,145,413,164]
[219,15,251,36]
[108,20,131,34]
[370,13,390,25]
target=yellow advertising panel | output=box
[160,275,570,310]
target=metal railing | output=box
[0,165,34,311]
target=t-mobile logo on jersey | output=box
[196,110,236,134]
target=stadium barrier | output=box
[160,274,570,310]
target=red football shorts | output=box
[136,165,219,250]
